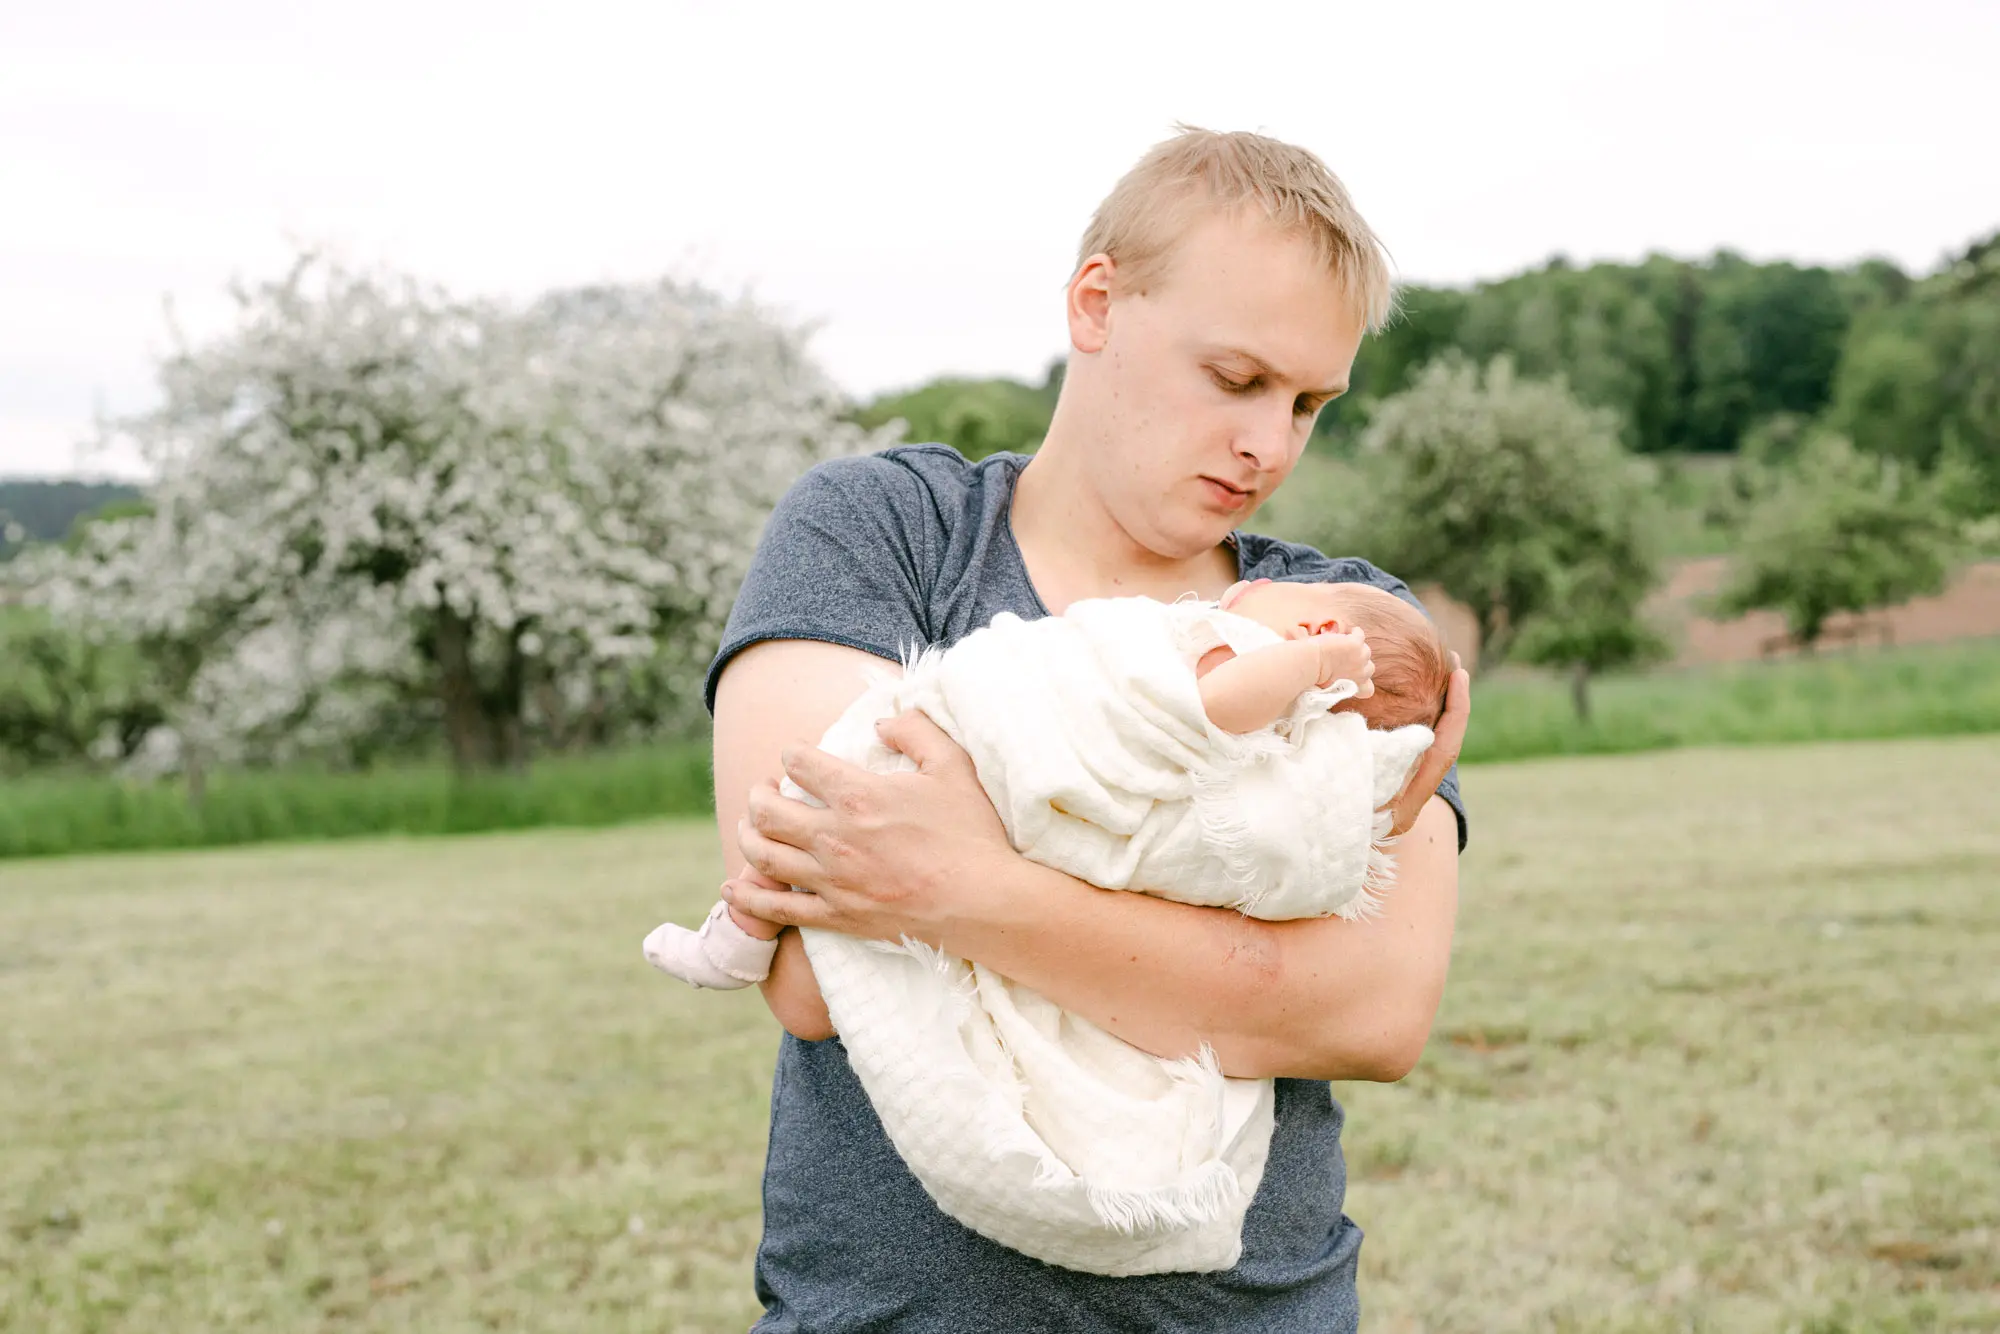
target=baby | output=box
[646,577,1451,1274]
[647,577,1450,990]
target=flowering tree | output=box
[25,256,890,774]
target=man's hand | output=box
[722,712,1017,952]
[1385,651,1471,836]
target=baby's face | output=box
[1219,579,1353,640]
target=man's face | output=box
[1075,210,1367,559]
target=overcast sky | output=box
[4,0,1996,479]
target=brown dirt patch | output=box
[1418,560,2000,673]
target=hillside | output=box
[0,480,144,559]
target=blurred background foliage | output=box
[3,232,1997,857]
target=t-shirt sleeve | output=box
[703,454,936,713]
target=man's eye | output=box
[1294,396,1323,417]
[1211,371,1257,394]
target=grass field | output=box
[4,737,1997,1332]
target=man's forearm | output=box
[944,797,1461,1081]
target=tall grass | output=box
[0,743,712,861]
[5,639,1999,861]
[1462,637,2000,764]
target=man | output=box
[707,126,1470,1332]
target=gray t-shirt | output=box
[706,445,1467,1334]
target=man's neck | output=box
[1011,440,1237,614]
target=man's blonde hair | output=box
[1077,125,1396,331]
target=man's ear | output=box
[1067,254,1115,354]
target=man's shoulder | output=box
[799,443,1009,503]
[780,445,1021,545]
[1235,531,1417,604]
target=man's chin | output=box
[1150,515,1243,561]
[1196,497,1260,538]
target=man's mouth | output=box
[1200,476,1255,510]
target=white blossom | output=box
[21,255,898,770]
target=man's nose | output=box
[1233,405,1295,472]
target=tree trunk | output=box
[534,680,570,752]
[1570,662,1593,723]
[494,635,530,773]
[431,610,531,774]
[1476,608,1511,668]
[434,610,496,773]
[184,744,207,810]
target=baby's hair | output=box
[1323,585,1452,731]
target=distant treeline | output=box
[0,481,143,560]
[1333,233,1996,463]
[14,233,1995,557]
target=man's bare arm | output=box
[711,638,900,1040]
[728,721,1462,1082]
[920,794,1459,1081]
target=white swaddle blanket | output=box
[790,595,1433,1276]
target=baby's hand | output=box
[1311,627,1375,697]
[723,865,792,926]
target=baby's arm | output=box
[1197,629,1374,734]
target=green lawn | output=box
[4,737,1997,1332]
[1460,636,2000,765]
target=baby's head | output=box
[1222,578,1451,731]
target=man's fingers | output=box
[736,817,825,892]
[721,875,833,930]
[874,710,970,776]
[1390,733,1450,832]
[1401,749,1450,824]
[780,743,871,807]
[747,774,825,832]
[1407,677,1467,802]
[1434,663,1471,757]
[1386,661,1472,835]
